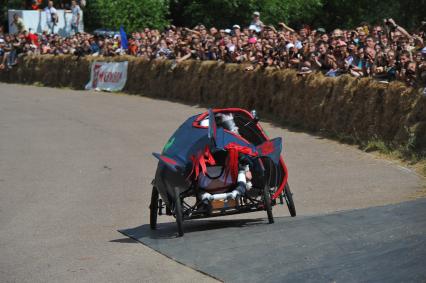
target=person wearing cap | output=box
[232,25,241,37]
[250,11,264,33]
[316,27,326,35]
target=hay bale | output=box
[4,56,425,156]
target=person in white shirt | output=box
[249,11,264,33]
[45,1,58,34]
[71,0,81,33]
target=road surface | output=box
[0,83,424,282]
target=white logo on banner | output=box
[86,61,128,91]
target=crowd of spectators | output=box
[1,11,426,87]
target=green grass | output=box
[363,140,393,154]
[33,82,44,87]
[359,138,426,177]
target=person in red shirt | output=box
[127,39,138,55]
[25,29,39,47]
[31,0,42,10]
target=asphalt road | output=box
[0,83,424,282]
[122,199,426,283]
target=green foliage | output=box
[169,0,424,31]
[313,0,426,31]
[2,0,424,35]
[85,0,169,32]
[1,0,21,29]
[4,0,22,9]
[259,0,322,27]
[170,0,322,28]
[363,139,391,154]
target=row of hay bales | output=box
[1,55,425,155]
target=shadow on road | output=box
[109,237,139,244]
[118,199,426,282]
[119,218,266,240]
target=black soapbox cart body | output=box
[150,108,295,236]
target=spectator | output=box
[249,12,264,33]
[0,15,424,87]
[25,29,39,47]
[2,35,16,68]
[11,14,26,34]
[0,38,5,70]
[71,1,81,34]
[45,1,58,34]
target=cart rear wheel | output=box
[150,186,159,230]
[173,187,184,236]
[263,185,274,224]
[284,183,296,217]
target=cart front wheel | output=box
[284,183,296,217]
[173,187,184,236]
[150,186,159,230]
[149,187,158,230]
[263,185,274,224]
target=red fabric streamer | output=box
[224,143,258,182]
[188,146,216,180]
[188,143,258,185]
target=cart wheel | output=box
[150,186,159,230]
[173,187,184,237]
[284,183,296,217]
[263,185,274,224]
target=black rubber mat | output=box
[120,199,426,282]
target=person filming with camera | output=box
[45,1,58,34]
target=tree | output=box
[85,0,170,32]
[312,0,426,31]
[169,0,425,31]
[1,0,23,30]
[170,0,322,29]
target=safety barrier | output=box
[1,55,425,155]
